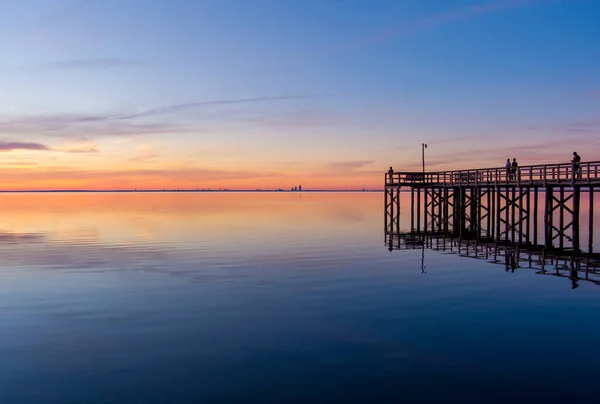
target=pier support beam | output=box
[410,188,415,231]
[384,187,401,235]
[545,186,553,249]
[590,188,595,253]
[573,185,581,252]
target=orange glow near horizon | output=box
[0,173,384,191]
[0,161,386,191]
[1,145,596,191]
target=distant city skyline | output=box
[1,0,599,190]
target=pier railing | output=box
[386,160,600,187]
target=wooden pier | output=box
[385,160,600,253]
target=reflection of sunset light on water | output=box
[0,192,384,258]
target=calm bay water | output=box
[1,192,600,403]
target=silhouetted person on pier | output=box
[511,158,519,181]
[388,166,394,183]
[572,152,581,179]
[505,159,511,181]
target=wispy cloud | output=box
[239,109,351,129]
[521,120,600,134]
[129,145,159,162]
[0,140,102,154]
[0,94,328,141]
[323,0,550,55]
[2,161,39,166]
[64,145,99,153]
[37,0,95,26]
[0,114,193,140]
[0,113,114,131]
[67,121,192,139]
[0,141,50,152]
[421,136,600,170]
[30,58,147,71]
[0,167,284,184]
[119,94,329,120]
[293,160,380,180]
[22,0,97,47]
[328,160,375,171]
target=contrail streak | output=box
[118,94,330,120]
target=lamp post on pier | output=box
[422,143,427,174]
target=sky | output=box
[0,0,599,190]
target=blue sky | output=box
[0,0,599,189]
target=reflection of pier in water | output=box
[384,161,600,287]
[386,232,600,288]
